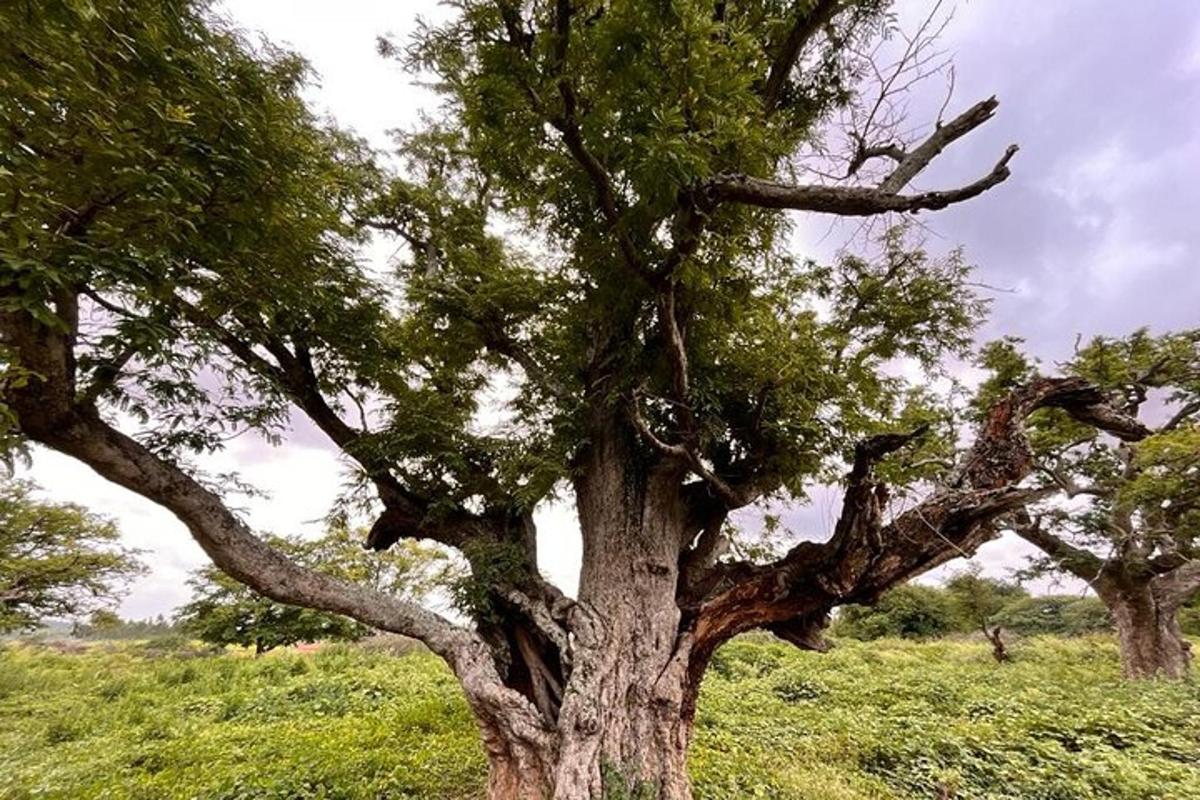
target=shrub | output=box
[991,595,1112,636]
[833,584,959,640]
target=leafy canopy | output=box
[943,567,1028,632]
[1,0,987,528]
[0,479,144,632]
[976,329,1200,580]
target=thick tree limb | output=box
[170,297,496,552]
[1008,512,1105,581]
[1,302,477,662]
[1163,400,1200,432]
[688,377,1150,652]
[4,298,559,744]
[878,97,1001,193]
[1153,560,1200,609]
[708,96,1018,217]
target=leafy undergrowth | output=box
[0,636,1197,799]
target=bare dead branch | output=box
[708,141,1017,215]
[879,96,1001,193]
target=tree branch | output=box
[762,0,843,113]
[496,0,647,278]
[1163,400,1200,432]
[1152,559,1200,610]
[0,305,482,661]
[1008,512,1105,581]
[708,141,1017,215]
[169,297,497,552]
[878,97,1001,193]
[688,376,1150,653]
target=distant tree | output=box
[990,595,1112,637]
[0,479,144,632]
[833,584,957,641]
[976,331,1198,678]
[943,568,1027,661]
[72,610,182,640]
[80,608,122,634]
[176,528,448,654]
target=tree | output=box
[943,568,1028,661]
[176,528,449,654]
[0,2,1150,797]
[976,331,1200,679]
[0,479,144,632]
[833,583,957,641]
[989,595,1111,637]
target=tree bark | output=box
[984,625,1008,663]
[1101,582,1193,680]
[548,423,697,800]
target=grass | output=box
[1,635,1197,799]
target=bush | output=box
[991,595,1112,636]
[1181,597,1200,637]
[832,584,959,640]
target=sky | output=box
[22,0,1200,618]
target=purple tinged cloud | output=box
[917,0,1200,355]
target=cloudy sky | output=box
[23,1,1200,618]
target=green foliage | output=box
[73,613,179,641]
[448,539,528,624]
[833,580,1111,640]
[601,760,658,800]
[943,568,1028,632]
[1,0,381,457]
[0,0,991,532]
[1182,596,1200,637]
[991,596,1113,637]
[833,584,958,640]
[0,479,144,632]
[2,636,1197,799]
[974,329,1200,607]
[175,527,448,653]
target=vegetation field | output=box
[1,636,1197,800]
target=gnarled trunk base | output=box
[1106,586,1193,680]
[483,702,693,800]
[478,636,697,800]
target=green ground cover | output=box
[1,636,1196,799]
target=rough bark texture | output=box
[1098,579,1193,680]
[546,422,696,800]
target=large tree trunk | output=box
[481,689,693,800]
[1101,582,1193,680]
[556,425,697,800]
[477,423,701,800]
